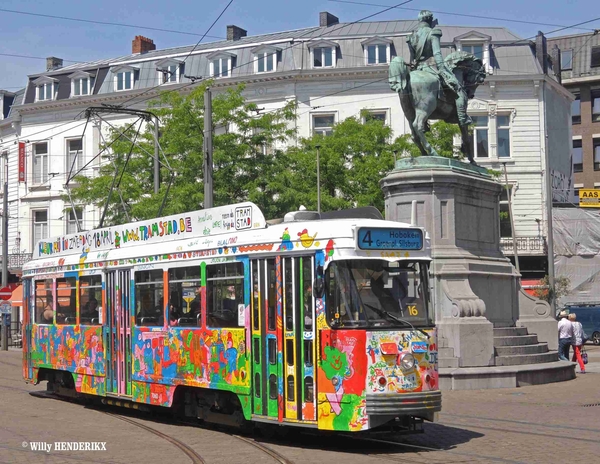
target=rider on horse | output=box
[407,10,472,126]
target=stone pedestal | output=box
[381,157,523,367]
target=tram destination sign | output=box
[357,227,423,251]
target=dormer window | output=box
[33,76,58,102]
[462,44,483,59]
[308,40,338,68]
[252,45,280,73]
[208,52,236,78]
[156,58,182,84]
[454,31,492,72]
[112,65,138,91]
[68,71,95,97]
[362,37,392,65]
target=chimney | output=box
[46,57,63,71]
[227,25,247,41]
[550,44,562,84]
[319,11,339,27]
[534,31,548,74]
[132,35,156,54]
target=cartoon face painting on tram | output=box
[22,202,441,433]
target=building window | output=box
[364,110,387,124]
[497,115,511,158]
[313,47,334,68]
[367,44,388,64]
[572,94,581,124]
[591,46,600,68]
[312,114,335,136]
[561,49,573,70]
[573,139,583,173]
[462,44,484,59]
[72,77,94,96]
[33,210,49,247]
[66,208,83,235]
[256,52,276,73]
[66,138,83,173]
[33,142,48,184]
[469,116,489,158]
[499,186,513,238]
[135,269,164,326]
[206,262,244,328]
[592,90,600,123]
[211,58,230,77]
[116,71,134,91]
[594,139,600,171]
[159,64,179,84]
[37,82,56,101]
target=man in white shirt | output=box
[557,310,573,361]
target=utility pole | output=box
[1,151,8,351]
[503,163,520,275]
[203,87,213,209]
[154,116,160,195]
[315,145,321,214]
[542,82,556,313]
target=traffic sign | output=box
[0,287,11,301]
[0,302,11,315]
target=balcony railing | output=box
[8,253,33,271]
[500,236,546,254]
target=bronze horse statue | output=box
[389,51,486,164]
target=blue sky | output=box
[1,0,599,90]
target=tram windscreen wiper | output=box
[364,303,429,339]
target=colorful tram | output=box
[22,202,441,433]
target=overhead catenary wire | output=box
[0,8,226,39]
[327,0,600,33]
[118,0,415,110]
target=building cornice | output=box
[14,67,566,116]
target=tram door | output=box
[105,270,132,396]
[250,256,317,423]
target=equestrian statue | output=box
[389,10,487,164]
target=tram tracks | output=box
[102,411,207,464]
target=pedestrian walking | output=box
[557,310,573,361]
[568,313,587,373]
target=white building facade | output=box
[0,13,572,278]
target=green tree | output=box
[272,112,399,214]
[534,275,571,305]
[68,81,296,225]
[273,116,462,215]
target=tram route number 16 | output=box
[407,305,418,316]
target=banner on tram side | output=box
[579,189,600,208]
[34,202,266,258]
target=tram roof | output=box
[32,202,266,260]
[25,202,429,273]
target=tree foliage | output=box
[534,275,571,304]
[68,84,463,225]
[68,81,296,225]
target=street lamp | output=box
[315,144,321,214]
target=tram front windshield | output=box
[326,259,433,329]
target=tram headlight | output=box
[400,353,415,371]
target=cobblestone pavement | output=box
[1,346,599,464]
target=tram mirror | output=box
[314,265,325,299]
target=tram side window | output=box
[35,279,54,324]
[56,277,77,324]
[168,266,201,327]
[206,262,244,328]
[80,275,102,325]
[135,270,164,326]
